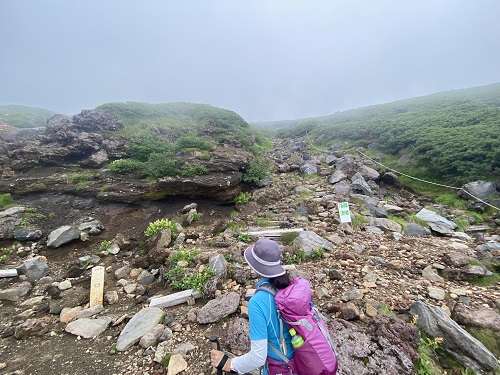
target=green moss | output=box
[281,231,300,245]
[470,273,500,286]
[161,353,172,367]
[0,193,13,208]
[377,302,396,316]
[387,214,406,230]
[143,190,172,200]
[465,326,500,358]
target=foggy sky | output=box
[1,0,500,122]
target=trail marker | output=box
[89,266,105,307]
[337,201,352,223]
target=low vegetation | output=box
[273,83,500,186]
[0,104,56,128]
[234,192,252,205]
[144,219,178,238]
[0,194,13,208]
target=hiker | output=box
[210,238,297,375]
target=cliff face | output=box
[0,110,252,202]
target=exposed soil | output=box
[0,192,237,375]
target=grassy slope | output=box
[0,105,57,128]
[97,101,272,153]
[270,83,500,186]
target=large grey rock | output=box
[364,203,388,218]
[333,181,353,195]
[47,225,81,248]
[65,317,112,338]
[293,231,336,254]
[351,173,372,196]
[404,222,430,237]
[335,155,357,177]
[78,220,104,235]
[477,242,500,252]
[460,180,497,200]
[415,208,457,234]
[366,218,402,233]
[13,228,43,241]
[325,154,337,165]
[359,165,380,180]
[0,206,26,240]
[197,292,240,324]
[453,305,500,331]
[116,307,165,351]
[300,163,317,175]
[330,317,419,375]
[209,254,228,277]
[443,264,493,281]
[16,260,49,281]
[329,170,347,184]
[0,281,32,301]
[409,301,497,374]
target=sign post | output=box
[89,266,105,307]
[337,202,352,223]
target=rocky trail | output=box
[0,138,499,375]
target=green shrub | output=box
[434,194,468,209]
[282,248,306,264]
[281,232,300,245]
[466,211,484,223]
[1,247,13,255]
[255,217,274,227]
[378,302,396,316]
[145,219,178,238]
[180,164,208,177]
[237,233,253,243]
[68,173,93,183]
[470,273,500,287]
[243,157,272,183]
[160,353,172,367]
[351,214,367,229]
[415,334,444,375]
[109,158,144,173]
[144,152,181,178]
[311,247,325,259]
[167,248,201,265]
[0,255,6,264]
[454,218,469,231]
[100,240,112,252]
[175,135,215,151]
[234,192,252,205]
[165,266,216,291]
[0,194,14,208]
[126,134,173,161]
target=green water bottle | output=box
[289,328,305,348]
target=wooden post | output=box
[89,266,105,307]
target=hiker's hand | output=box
[211,349,233,372]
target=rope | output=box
[303,132,500,212]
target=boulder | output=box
[415,208,457,234]
[410,301,497,374]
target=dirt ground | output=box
[0,193,237,375]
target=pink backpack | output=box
[258,277,338,375]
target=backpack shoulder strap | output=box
[255,281,289,357]
[255,281,277,296]
[268,342,289,363]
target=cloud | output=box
[1,0,499,121]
